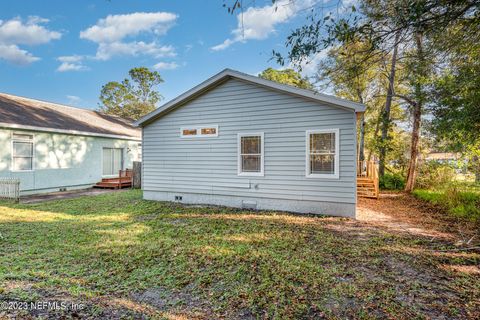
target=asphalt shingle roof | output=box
[0,93,141,139]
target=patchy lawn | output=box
[0,190,479,319]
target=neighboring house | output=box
[424,152,460,163]
[135,69,365,217]
[0,93,141,195]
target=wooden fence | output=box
[132,161,142,189]
[0,178,20,202]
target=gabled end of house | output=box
[134,68,366,127]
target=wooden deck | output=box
[94,169,133,189]
[357,161,379,199]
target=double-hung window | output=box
[306,129,339,178]
[238,133,264,176]
[11,133,34,171]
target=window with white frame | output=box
[181,125,218,138]
[238,133,264,176]
[11,133,34,171]
[306,129,339,178]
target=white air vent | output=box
[242,200,257,210]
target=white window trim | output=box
[10,132,35,172]
[305,129,340,179]
[237,132,264,177]
[180,125,219,138]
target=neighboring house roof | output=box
[135,68,366,127]
[0,92,141,140]
[425,152,460,161]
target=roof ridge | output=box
[0,92,101,114]
[222,69,365,108]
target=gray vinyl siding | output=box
[142,78,356,205]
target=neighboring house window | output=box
[181,125,218,138]
[306,129,339,178]
[238,133,264,176]
[137,143,142,161]
[11,133,34,171]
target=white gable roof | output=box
[134,68,365,126]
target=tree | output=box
[403,31,430,192]
[99,67,163,120]
[429,25,480,182]
[225,0,480,190]
[378,31,400,177]
[259,68,314,90]
[317,39,382,162]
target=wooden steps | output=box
[94,169,133,189]
[94,179,132,189]
[357,178,378,199]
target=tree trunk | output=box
[472,155,480,183]
[404,101,422,192]
[359,113,366,161]
[405,32,425,192]
[357,93,365,162]
[379,32,400,177]
[367,109,383,162]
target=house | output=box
[135,69,365,217]
[0,93,141,195]
[424,152,460,163]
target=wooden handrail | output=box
[357,160,379,199]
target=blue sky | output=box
[0,0,349,110]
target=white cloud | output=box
[80,12,177,43]
[56,55,88,72]
[66,95,81,105]
[211,0,314,51]
[0,16,61,45]
[57,62,85,72]
[58,55,83,63]
[293,50,328,76]
[153,61,179,70]
[79,12,178,61]
[211,39,234,51]
[0,16,61,65]
[0,44,40,65]
[95,41,175,60]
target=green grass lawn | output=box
[0,190,479,319]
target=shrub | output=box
[415,161,456,189]
[413,186,480,222]
[380,173,405,190]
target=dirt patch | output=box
[20,188,127,204]
[357,192,480,246]
[130,285,255,319]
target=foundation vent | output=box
[242,200,257,210]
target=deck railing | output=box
[357,161,379,198]
[0,178,20,202]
